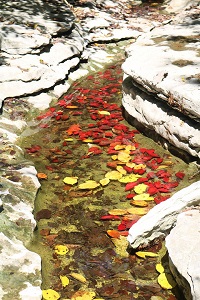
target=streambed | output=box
[20,60,198,300]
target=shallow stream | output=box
[20,58,198,300]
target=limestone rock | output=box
[166,209,200,300]
[128,181,200,249]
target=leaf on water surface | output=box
[65,138,74,141]
[134,183,148,194]
[78,180,100,189]
[107,229,120,238]
[108,208,128,215]
[127,207,148,215]
[126,162,136,168]
[100,215,121,220]
[100,177,110,186]
[175,171,185,179]
[130,199,148,207]
[63,176,78,185]
[117,151,131,163]
[119,174,141,183]
[133,193,154,201]
[135,251,159,258]
[37,172,48,179]
[42,289,60,300]
[105,170,122,180]
[54,245,69,255]
[98,110,110,115]
[67,124,81,135]
[83,139,93,143]
[134,164,146,169]
[116,165,127,175]
[60,275,70,287]
[70,272,87,283]
[157,273,177,289]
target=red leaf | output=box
[175,172,185,179]
[154,195,170,204]
[125,182,138,191]
[100,215,121,221]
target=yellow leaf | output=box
[114,144,126,150]
[118,151,131,163]
[135,251,159,258]
[82,139,93,143]
[70,272,87,283]
[125,145,136,151]
[78,180,100,189]
[98,110,110,115]
[134,164,146,169]
[71,290,96,300]
[105,170,122,180]
[156,263,165,274]
[157,273,177,289]
[42,289,60,300]
[126,162,136,168]
[134,183,148,194]
[100,178,110,186]
[54,245,69,255]
[119,174,141,183]
[65,138,74,141]
[108,208,128,215]
[111,155,118,160]
[127,207,148,215]
[130,200,148,207]
[116,165,127,175]
[63,176,78,185]
[60,275,69,287]
[133,193,154,201]
[157,165,169,169]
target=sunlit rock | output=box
[128,181,200,249]
[166,209,200,300]
[0,233,42,300]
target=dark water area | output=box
[21,61,196,300]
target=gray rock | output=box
[128,181,200,249]
[166,209,200,300]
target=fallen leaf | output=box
[156,263,165,274]
[100,215,121,220]
[60,275,70,287]
[119,174,141,183]
[107,229,120,238]
[37,172,48,179]
[71,290,96,300]
[42,289,60,300]
[133,193,154,201]
[63,176,78,185]
[70,272,87,283]
[116,165,127,175]
[118,151,131,163]
[134,183,148,194]
[130,199,148,207]
[108,208,128,215]
[105,170,122,180]
[135,251,159,258]
[100,178,110,186]
[127,207,148,215]
[54,245,69,255]
[78,180,100,189]
[98,110,110,115]
[157,273,177,289]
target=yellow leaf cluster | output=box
[42,289,60,300]
[54,245,69,255]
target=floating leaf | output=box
[63,176,78,185]
[107,229,120,238]
[118,151,131,163]
[98,110,110,115]
[114,144,126,150]
[157,273,177,289]
[37,172,48,179]
[126,162,136,168]
[133,193,154,201]
[78,180,100,189]
[54,245,69,255]
[156,263,165,274]
[135,251,159,258]
[60,275,70,287]
[130,200,148,207]
[134,164,146,169]
[134,183,148,194]
[108,208,127,215]
[83,139,93,143]
[70,272,87,283]
[100,215,120,221]
[119,174,141,183]
[116,165,127,175]
[105,170,122,180]
[67,124,81,135]
[42,289,60,300]
[127,207,148,215]
[125,145,136,151]
[100,178,110,186]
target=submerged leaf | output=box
[78,180,100,189]
[54,245,69,255]
[135,251,159,258]
[71,290,96,300]
[63,176,78,185]
[70,272,87,283]
[42,289,60,300]
[157,273,177,289]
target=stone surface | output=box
[166,209,200,300]
[122,2,200,159]
[128,181,200,249]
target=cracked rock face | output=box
[122,3,200,159]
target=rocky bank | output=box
[0,0,199,299]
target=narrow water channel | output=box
[20,60,197,300]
